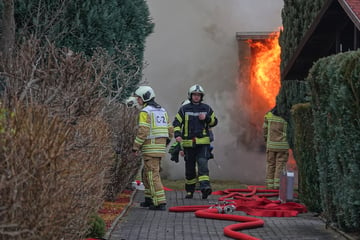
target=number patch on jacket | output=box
[153,111,167,127]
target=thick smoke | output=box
[143,0,283,184]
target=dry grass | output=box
[162,178,248,191]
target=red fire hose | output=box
[168,186,307,240]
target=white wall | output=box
[143,0,284,184]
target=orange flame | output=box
[248,31,281,108]
[237,31,282,150]
[246,31,296,169]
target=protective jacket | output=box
[173,102,217,148]
[133,104,173,156]
[263,112,289,151]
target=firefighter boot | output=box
[201,187,212,199]
[149,203,166,211]
[185,192,194,199]
[140,197,152,207]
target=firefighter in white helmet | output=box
[125,96,139,108]
[172,84,218,199]
[132,86,173,210]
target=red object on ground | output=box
[196,208,264,240]
[163,186,173,191]
[168,186,307,240]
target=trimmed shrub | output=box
[307,50,360,231]
[12,0,154,98]
[0,103,113,239]
[291,103,321,212]
[280,0,326,72]
[276,79,309,149]
[0,38,142,239]
[102,103,141,201]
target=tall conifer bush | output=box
[276,80,308,149]
[279,0,360,231]
[13,0,154,98]
[278,0,326,148]
[279,0,325,72]
[307,50,360,231]
[291,103,321,212]
[277,0,325,216]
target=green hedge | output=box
[12,0,154,99]
[276,79,309,149]
[279,0,360,231]
[291,103,321,212]
[279,0,325,73]
[307,50,360,231]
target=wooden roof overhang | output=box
[282,0,360,81]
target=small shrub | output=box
[85,214,106,239]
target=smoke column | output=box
[143,0,283,184]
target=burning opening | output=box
[236,31,281,151]
[236,30,297,172]
[247,31,281,109]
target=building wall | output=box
[143,0,283,184]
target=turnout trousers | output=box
[142,155,166,206]
[184,144,210,193]
[265,150,289,189]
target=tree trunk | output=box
[0,0,15,57]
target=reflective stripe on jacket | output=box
[133,105,173,156]
[142,105,170,139]
[263,112,289,151]
[173,102,217,147]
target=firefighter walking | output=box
[132,86,173,210]
[172,84,218,199]
[263,105,290,190]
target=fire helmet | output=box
[134,86,156,102]
[125,96,138,108]
[188,84,205,99]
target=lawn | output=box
[162,178,248,191]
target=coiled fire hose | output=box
[168,186,307,240]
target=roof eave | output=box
[339,0,360,30]
[281,0,334,81]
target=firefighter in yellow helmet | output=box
[172,84,218,199]
[132,86,173,210]
[263,105,290,189]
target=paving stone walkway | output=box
[107,190,351,240]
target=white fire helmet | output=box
[125,96,138,108]
[134,86,156,102]
[188,84,205,99]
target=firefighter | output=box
[169,99,215,162]
[172,84,218,199]
[132,86,173,210]
[125,96,139,108]
[181,99,215,158]
[263,105,290,189]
